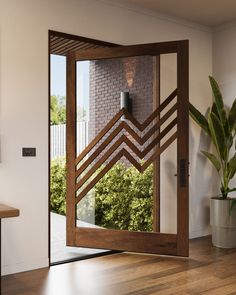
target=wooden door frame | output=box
[48,30,119,264]
[66,40,189,256]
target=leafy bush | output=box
[95,163,153,231]
[50,95,66,125]
[50,159,153,232]
[50,158,66,215]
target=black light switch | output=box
[22,148,36,157]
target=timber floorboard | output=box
[3,236,236,295]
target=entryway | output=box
[49,30,117,264]
[49,31,189,263]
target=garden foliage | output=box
[50,159,153,231]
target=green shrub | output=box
[50,158,66,215]
[50,159,154,232]
[95,163,153,231]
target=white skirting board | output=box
[190,227,211,239]
[2,257,49,276]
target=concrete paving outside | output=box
[50,212,107,263]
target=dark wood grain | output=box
[74,41,181,60]
[49,30,118,56]
[75,227,177,255]
[153,55,160,233]
[176,40,189,257]
[49,30,117,48]
[66,51,77,246]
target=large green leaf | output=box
[211,102,220,119]
[228,153,236,180]
[209,76,225,122]
[229,99,236,132]
[189,103,210,135]
[209,77,231,141]
[201,151,221,172]
[208,112,227,160]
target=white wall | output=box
[213,23,236,103]
[0,0,212,275]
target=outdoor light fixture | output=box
[120,91,132,120]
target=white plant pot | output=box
[210,197,236,248]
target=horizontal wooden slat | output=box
[74,41,182,61]
[52,39,78,53]
[49,35,58,42]
[49,30,117,48]
[56,42,99,56]
[51,38,71,51]
[49,30,117,56]
[50,37,64,47]
[75,227,177,255]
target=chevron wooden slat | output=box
[142,104,177,143]
[141,118,177,156]
[75,108,124,165]
[141,132,177,172]
[76,149,129,203]
[75,105,177,178]
[75,88,178,204]
[76,132,177,203]
[124,89,177,132]
[76,118,177,190]
[76,122,125,176]
[76,134,130,191]
[75,89,177,166]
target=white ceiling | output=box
[106,0,236,27]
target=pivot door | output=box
[66,40,189,256]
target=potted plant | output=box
[190,76,236,248]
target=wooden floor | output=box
[3,236,236,295]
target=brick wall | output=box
[89,56,153,141]
[87,56,154,168]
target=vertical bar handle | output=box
[179,159,187,187]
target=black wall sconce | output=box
[120,91,132,120]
